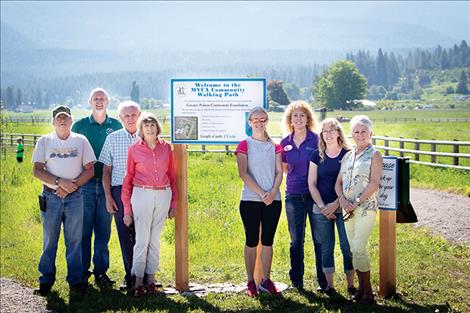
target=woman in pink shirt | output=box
[122,112,177,297]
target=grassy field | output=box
[1,152,469,312]
[3,109,470,195]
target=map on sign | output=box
[379,156,398,210]
[171,78,266,144]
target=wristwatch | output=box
[54,177,60,186]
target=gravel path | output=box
[0,278,52,313]
[411,188,470,245]
[1,188,469,312]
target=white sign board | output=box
[171,78,266,144]
[378,156,398,210]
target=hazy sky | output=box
[1,1,469,50]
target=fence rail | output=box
[2,133,470,170]
[369,117,470,123]
[3,116,470,124]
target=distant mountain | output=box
[0,22,36,51]
[0,11,467,85]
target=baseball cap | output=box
[52,105,71,118]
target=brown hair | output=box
[136,112,162,139]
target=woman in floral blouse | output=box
[335,115,383,304]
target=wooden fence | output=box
[2,132,469,170]
[3,116,470,124]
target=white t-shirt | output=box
[32,131,96,189]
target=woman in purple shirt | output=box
[280,101,326,291]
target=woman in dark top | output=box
[308,118,356,296]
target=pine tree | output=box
[376,49,388,88]
[456,71,469,94]
[6,87,15,110]
[15,88,22,109]
[130,81,140,103]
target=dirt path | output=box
[410,188,470,245]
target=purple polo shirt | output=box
[280,130,319,194]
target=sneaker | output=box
[259,279,280,295]
[324,287,337,296]
[70,283,87,295]
[94,272,115,286]
[146,283,159,295]
[83,271,92,284]
[34,283,52,296]
[245,280,258,297]
[133,285,146,297]
[317,286,327,293]
[119,278,134,291]
[348,286,358,297]
[289,283,304,291]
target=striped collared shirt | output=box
[98,128,139,186]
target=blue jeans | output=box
[285,193,327,289]
[313,212,353,274]
[39,189,83,287]
[81,179,112,275]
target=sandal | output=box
[359,292,376,304]
[348,286,357,297]
[146,283,159,295]
[133,285,146,297]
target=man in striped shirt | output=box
[99,101,141,291]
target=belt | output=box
[134,185,170,191]
[43,185,57,193]
[43,185,80,194]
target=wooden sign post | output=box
[253,227,264,286]
[379,210,396,297]
[173,144,189,291]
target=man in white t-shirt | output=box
[32,105,96,296]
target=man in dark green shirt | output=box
[72,87,122,286]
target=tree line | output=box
[347,40,469,91]
[1,41,469,111]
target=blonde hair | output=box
[318,118,349,163]
[136,112,162,139]
[248,106,272,143]
[282,101,317,134]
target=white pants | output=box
[344,209,377,272]
[131,187,171,277]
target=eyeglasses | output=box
[342,211,354,222]
[250,118,267,124]
[322,129,337,134]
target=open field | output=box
[3,109,469,195]
[1,152,469,312]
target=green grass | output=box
[3,109,470,196]
[1,152,469,312]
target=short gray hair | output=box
[88,87,109,104]
[117,100,141,115]
[350,115,372,133]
